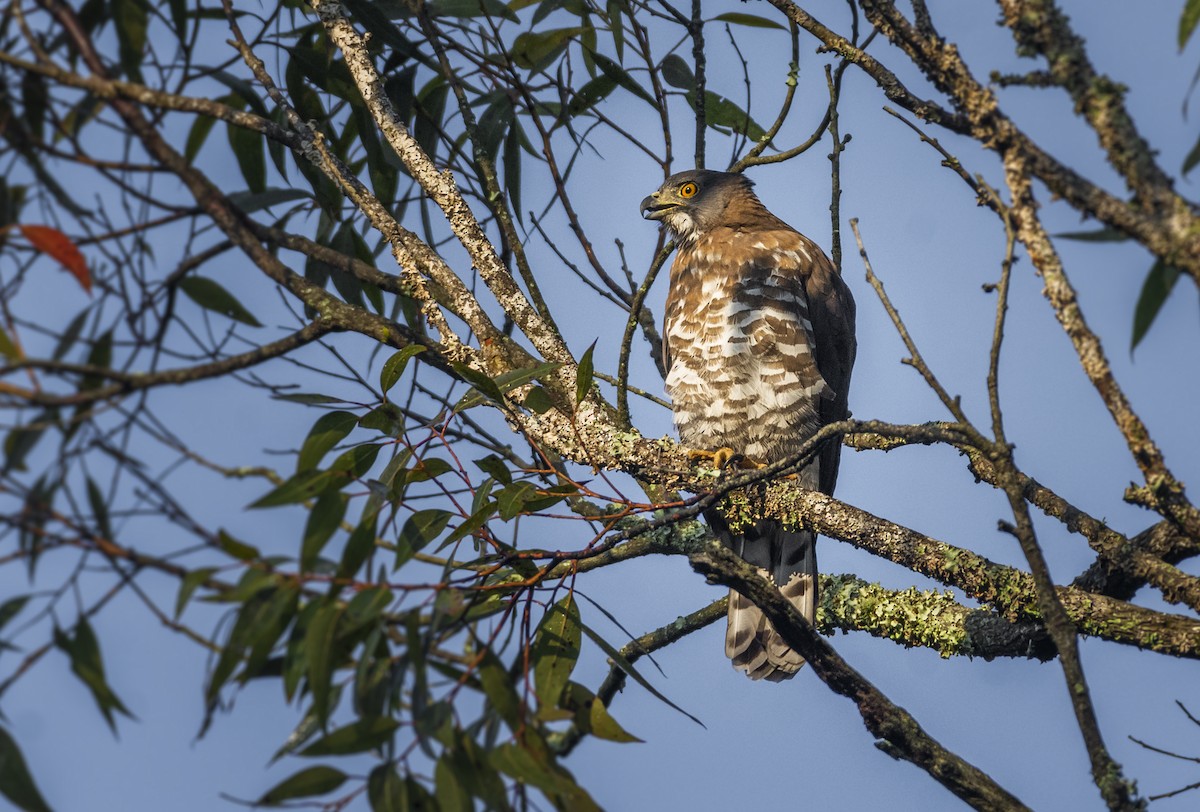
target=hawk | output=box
[640,169,856,681]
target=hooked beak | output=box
[640,193,676,221]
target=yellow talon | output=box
[687,447,767,470]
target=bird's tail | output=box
[709,515,817,682]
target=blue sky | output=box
[3,2,1199,810]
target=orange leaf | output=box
[20,224,92,294]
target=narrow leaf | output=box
[0,726,53,812]
[577,620,703,727]
[258,766,348,806]
[367,764,406,812]
[0,326,23,362]
[1054,227,1130,243]
[0,595,30,634]
[305,599,343,725]
[711,11,786,29]
[248,469,332,509]
[217,529,260,561]
[434,756,473,812]
[478,650,522,730]
[55,616,133,732]
[1183,132,1200,176]
[1181,0,1200,49]
[175,567,216,618]
[179,276,262,327]
[533,595,581,710]
[227,120,266,194]
[589,52,656,106]
[394,509,453,568]
[380,345,425,395]
[298,411,358,472]
[298,718,400,756]
[301,491,348,570]
[226,188,312,214]
[575,341,596,405]
[1131,259,1181,352]
[588,697,642,742]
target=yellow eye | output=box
[679,181,698,198]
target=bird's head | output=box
[640,169,753,242]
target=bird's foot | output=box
[687,447,767,470]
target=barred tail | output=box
[708,515,817,682]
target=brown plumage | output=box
[641,169,856,681]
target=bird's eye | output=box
[679,182,698,198]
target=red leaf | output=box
[19,224,92,294]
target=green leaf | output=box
[1054,228,1130,242]
[1131,259,1181,352]
[184,113,218,164]
[692,90,767,141]
[0,725,53,812]
[85,476,110,540]
[522,385,555,414]
[78,330,113,394]
[443,501,495,546]
[435,755,473,812]
[575,341,596,405]
[0,595,30,634]
[474,454,513,485]
[395,508,453,568]
[248,469,332,509]
[456,362,562,411]
[428,0,519,22]
[0,325,20,362]
[367,764,406,812]
[227,120,267,194]
[451,363,506,411]
[1183,132,1200,176]
[298,411,358,471]
[302,491,348,570]
[577,619,704,727]
[112,0,148,81]
[380,345,425,395]
[175,567,216,618]
[227,188,312,214]
[533,595,581,711]
[271,392,347,405]
[178,276,262,327]
[661,54,694,90]
[258,766,348,806]
[1181,0,1200,49]
[305,599,343,725]
[511,27,585,71]
[338,509,380,578]
[589,51,656,106]
[3,422,45,474]
[55,615,133,732]
[568,74,619,117]
[497,481,538,521]
[588,697,642,742]
[52,309,89,361]
[330,443,382,482]
[406,456,454,484]
[299,718,401,756]
[359,403,403,435]
[216,529,260,561]
[489,743,599,809]
[478,650,522,730]
[343,587,394,632]
[712,11,786,29]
